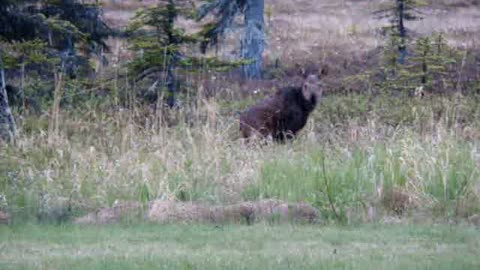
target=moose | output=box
[239,74,324,142]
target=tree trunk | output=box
[422,50,428,86]
[165,65,176,108]
[164,0,178,108]
[397,0,407,64]
[20,61,26,110]
[241,0,265,79]
[0,54,16,143]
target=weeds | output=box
[2,92,479,224]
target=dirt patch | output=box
[148,199,319,224]
[74,201,144,225]
[147,201,211,224]
[74,199,319,225]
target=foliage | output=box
[375,0,427,31]
[2,93,480,223]
[0,0,112,82]
[196,0,248,53]
[1,0,110,53]
[1,39,56,70]
[407,33,457,90]
[196,0,265,79]
[379,32,459,92]
[0,0,47,42]
[127,0,195,75]
[127,0,242,106]
[244,133,480,221]
[374,0,427,64]
[40,0,112,53]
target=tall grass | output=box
[1,93,480,223]
[243,130,480,221]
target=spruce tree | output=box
[0,0,37,142]
[128,0,240,107]
[0,0,112,142]
[407,33,456,91]
[379,32,457,93]
[39,0,112,77]
[128,0,195,107]
[375,0,426,64]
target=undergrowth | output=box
[1,93,480,224]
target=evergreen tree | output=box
[379,32,457,93]
[128,0,241,107]
[375,0,426,64]
[1,0,112,77]
[0,0,37,141]
[38,0,112,77]
[128,0,195,107]
[406,33,456,91]
[0,0,112,142]
[2,39,53,112]
[197,0,265,79]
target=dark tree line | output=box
[0,0,112,142]
[127,0,261,108]
[0,0,268,142]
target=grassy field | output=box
[1,1,480,269]
[1,223,479,270]
[2,94,480,224]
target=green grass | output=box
[0,223,479,270]
[243,137,480,221]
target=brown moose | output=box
[239,74,323,142]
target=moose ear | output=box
[300,68,307,78]
[320,65,329,77]
[302,82,310,97]
[295,63,306,78]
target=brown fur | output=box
[240,74,323,142]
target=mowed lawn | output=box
[0,223,479,270]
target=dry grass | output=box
[99,0,480,57]
[1,0,480,225]
[97,0,480,95]
[2,92,480,224]
[262,0,480,70]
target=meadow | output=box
[1,0,480,269]
[2,93,480,224]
